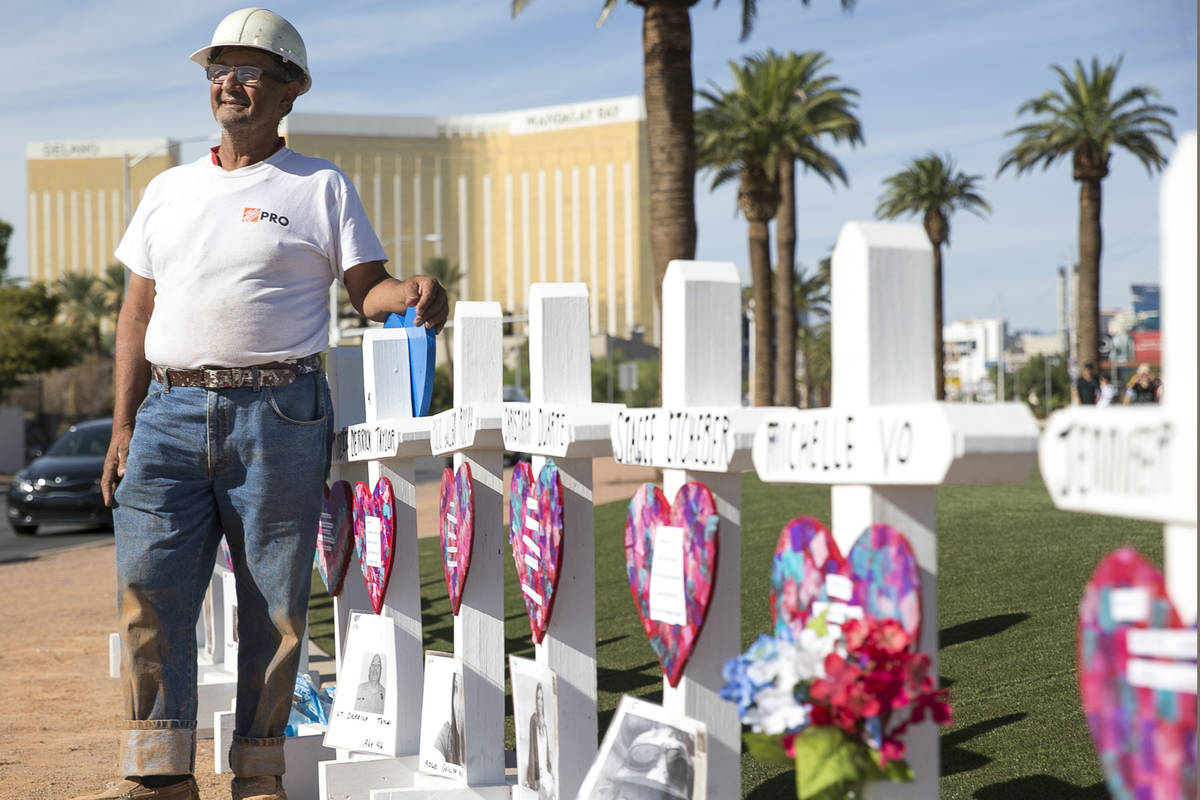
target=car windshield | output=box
[46,425,112,457]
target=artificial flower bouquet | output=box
[722,613,952,800]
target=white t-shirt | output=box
[116,147,386,368]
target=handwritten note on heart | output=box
[507,460,564,643]
[625,482,719,687]
[770,520,920,643]
[315,480,355,597]
[440,463,475,616]
[1078,548,1197,800]
[353,477,396,614]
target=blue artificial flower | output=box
[721,633,781,717]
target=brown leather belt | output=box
[152,353,322,391]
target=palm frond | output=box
[999,55,1176,180]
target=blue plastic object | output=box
[383,306,437,416]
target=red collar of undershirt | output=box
[210,137,287,166]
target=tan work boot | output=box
[68,777,200,800]
[231,776,287,800]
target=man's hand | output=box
[101,424,132,507]
[345,262,451,332]
[405,275,449,332]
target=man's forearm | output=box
[112,304,151,432]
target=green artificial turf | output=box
[309,468,1162,799]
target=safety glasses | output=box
[206,64,284,86]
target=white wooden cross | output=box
[608,260,767,800]
[751,221,1040,799]
[319,333,436,798]
[423,300,508,792]
[500,282,624,800]
[1039,133,1197,625]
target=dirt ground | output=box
[0,458,656,800]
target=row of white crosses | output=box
[311,224,1042,799]
[319,305,511,799]
[612,237,1039,800]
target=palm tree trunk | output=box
[774,158,797,406]
[641,1,699,325]
[1077,177,1102,370]
[933,242,945,400]
[749,218,773,406]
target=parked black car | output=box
[6,418,113,536]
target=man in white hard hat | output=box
[75,9,448,800]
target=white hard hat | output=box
[190,8,311,94]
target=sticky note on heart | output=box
[625,482,719,687]
[440,463,475,616]
[508,460,565,643]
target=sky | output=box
[1,0,1195,333]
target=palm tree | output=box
[769,50,862,407]
[102,263,126,317]
[422,256,466,380]
[998,56,1175,371]
[876,154,990,400]
[696,58,797,405]
[511,0,853,330]
[793,257,830,407]
[54,272,108,354]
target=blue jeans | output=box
[112,371,333,777]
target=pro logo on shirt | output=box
[242,207,290,226]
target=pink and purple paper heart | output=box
[315,480,355,597]
[353,477,396,614]
[440,463,475,616]
[770,518,921,644]
[507,460,564,644]
[624,482,719,688]
[1078,548,1197,800]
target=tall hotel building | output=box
[25,138,179,284]
[26,96,654,339]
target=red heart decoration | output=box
[440,463,475,616]
[770,520,921,644]
[624,482,719,687]
[507,460,565,644]
[769,517,847,637]
[1078,548,1197,800]
[315,480,355,597]
[353,477,396,614]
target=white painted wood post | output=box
[831,223,944,800]
[320,335,436,799]
[1039,133,1197,623]
[502,282,624,800]
[429,301,508,787]
[610,261,764,800]
[325,346,370,675]
[364,329,426,756]
[1158,133,1196,624]
[752,222,1039,799]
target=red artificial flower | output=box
[880,737,906,764]
[842,617,869,651]
[870,619,909,656]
